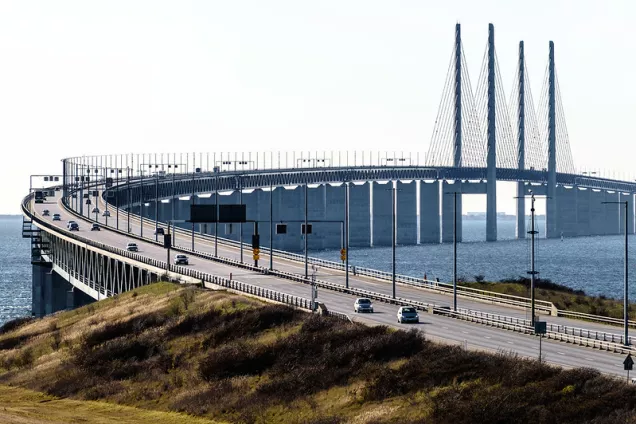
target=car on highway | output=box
[174,254,189,265]
[102,210,111,217]
[69,222,79,231]
[126,242,139,252]
[34,198,43,204]
[85,199,92,205]
[91,223,100,231]
[154,227,164,235]
[67,220,77,229]
[397,306,419,324]
[52,214,61,221]
[353,298,374,313]
[92,207,100,214]
[42,210,50,216]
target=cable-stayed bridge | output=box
[20,23,636,377]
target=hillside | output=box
[0,282,635,423]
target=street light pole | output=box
[269,181,274,270]
[453,191,458,311]
[392,184,396,299]
[529,193,537,326]
[140,169,144,238]
[154,175,159,241]
[215,172,219,257]
[345,181,350,289]
[602,199,630,345]
[304,183,309,279]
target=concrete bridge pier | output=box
[349,182,371,247]
[32,262,52,318]
[419,180,440,243]
[556,186,578,237]
[516,182,526,239]
[619,192,634,235]
[576,188,591,236]
[307,185,327,250]
[274,186,303,251]
[324,184,345,250]
[396,181,417,245]
[589,190,608,235]
[372,181,393,246]
[441,181,463,243]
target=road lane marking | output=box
[557,352,565,355]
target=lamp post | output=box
[443,190,461,311]
[304,183,308,279]
[602,199,630,345]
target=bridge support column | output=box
[516,182,526,239]
[307,185,327,250]
[556,186,578,237]
[420,181,440,243]
[546,41,559,239]
[349,182,371,247]
[396,181,417,245]
[325,184,345,250]
[32,262,52,318]
[576,188,591,236]
[372,181,392,246]
[219,191,240,242]
[619,192,634,235]
[441,181,462,243]
[590,190,608,235]
[275,186,303,251]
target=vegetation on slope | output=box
[462,276,635,320]
[0,282,635,423]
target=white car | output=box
[126,242,138,252]
[397,306,419,324]
[52,214,61,221]
[174,254,189,265]
[354,298,374,313]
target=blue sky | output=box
[1,0,634,214]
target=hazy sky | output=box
[2,0,634,214]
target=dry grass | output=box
[0,383,219,424]
[1,282,636,423]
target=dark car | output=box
[42,210,50,216]
[154,227,164,235]
[91,223,100,231]
[69,222,79,231]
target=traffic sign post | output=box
[624,353,634,383]
[340,248,346,262]
[534,321,547,362]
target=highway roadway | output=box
[31,193,633,378]
[84,193,636,340]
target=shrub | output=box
[0,316,34,334]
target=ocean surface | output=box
[0,215,634,326]
[0,216,32,327]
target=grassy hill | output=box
[0,282,635,423]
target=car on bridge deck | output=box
[92,207,100,214]
[126,242,139,252]
[69,222,79,231]
[42,210,50,216]
[154,227,164,235]
[102,210,110,217]
[67,220,77,229]
[52,213,60,221]
[91,223,100,231]
[174,254,189,265]
[354,298,374,313]
[397,306,419,324]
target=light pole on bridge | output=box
[602,199,630,346]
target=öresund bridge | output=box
[21,24,636,376]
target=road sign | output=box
[253,248,260,261]
[534,321,546,334]
[624,353,634,371]
[340,248,346,261]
